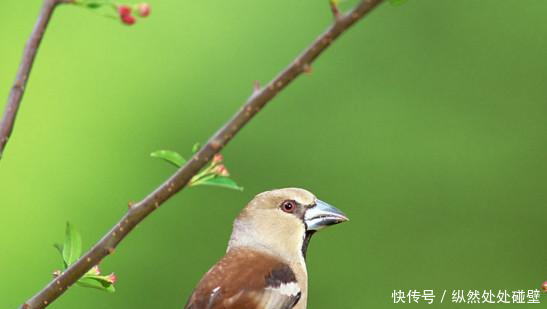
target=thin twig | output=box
[17,0,383,308]
[0,0,69,160]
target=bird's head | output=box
[228,188,348,262]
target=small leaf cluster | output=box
[151,143,243,191]
[54,222,117,292]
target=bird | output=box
[184,187,349,309]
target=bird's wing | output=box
[184,249,302,309]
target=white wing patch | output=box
[266,282,300,296]
[255,282,301,309]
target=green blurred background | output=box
[1,0,546,308]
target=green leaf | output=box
[150,150,186,167]
[77,276,115,293]
[191,173,216,185]
[53,243,64,256]
[53,243,67,269]
[192,142,201,154]
[195,176,243,191]
[86,2,102,8]
[62,222,82,266]
[389,0,407,5]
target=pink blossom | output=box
[121,14,136,25]
[212,154,224,164]
[137,3,151,17]
[106,273,117,284]
[214,165,229,176]
[90,265,101,275]
[117,5,132,17]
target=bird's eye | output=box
[281,200,296,213]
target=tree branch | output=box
[0,0,69,160]
[17,0,383,308]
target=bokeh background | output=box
[1,0,547,308]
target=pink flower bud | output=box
[137,3,151,17]
[542,281,547,292]
[90,265,101,275]
[212,154,223,164]
[214,165,229,176]
[106,273,117,284]
[121,14,136,25]
[117,5,132,17]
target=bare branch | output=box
[0,0,70,160]
[17,0,384,308]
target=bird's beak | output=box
[304,200,349,231]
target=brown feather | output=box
[184,248,301,309]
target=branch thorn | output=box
[329,0,341,19]
[253,80,261,93]
[303,64,313,75]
